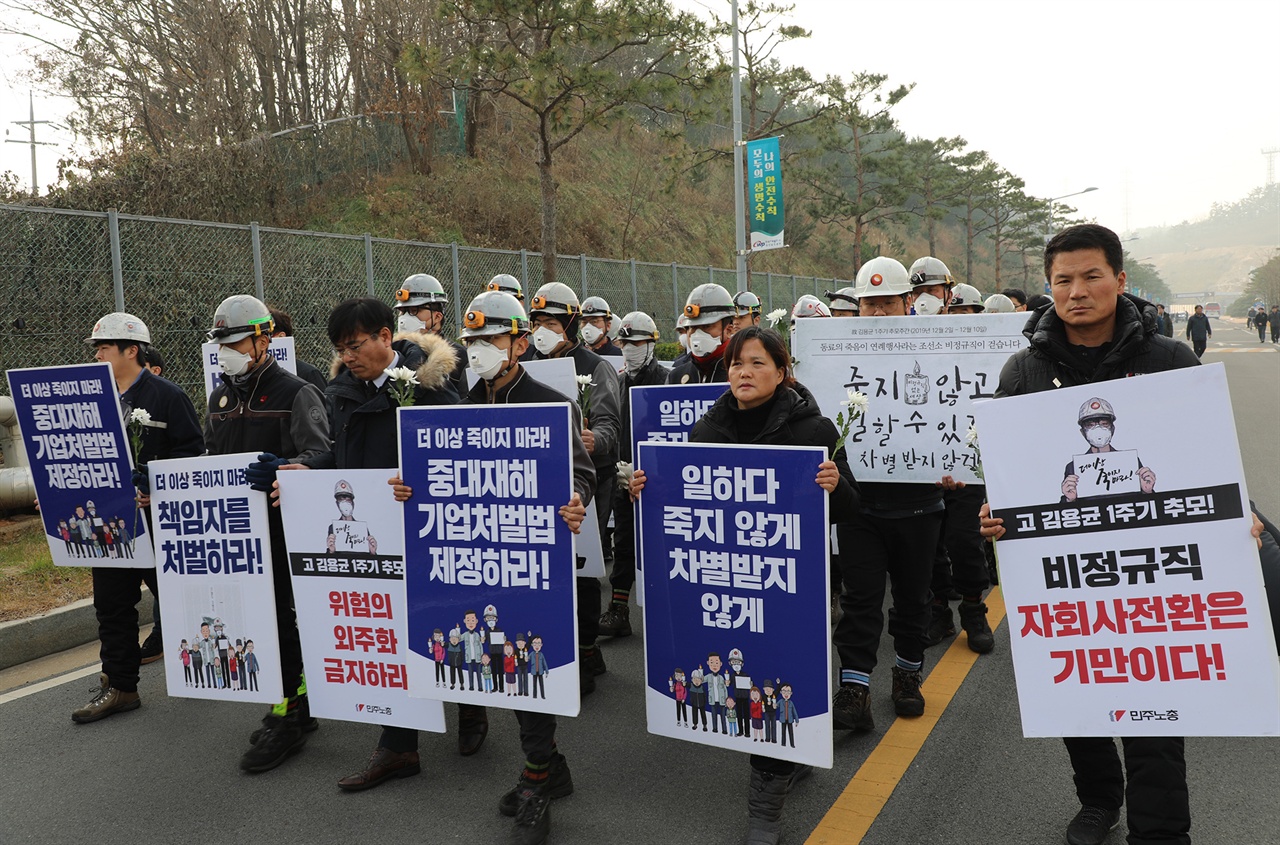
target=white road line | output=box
[0,663,99,705]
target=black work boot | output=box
[240,712,307,772]
[139,627,164,665]
[743,766,793,845]
[890,666,925,718]
[924,602,956,647]
[598,603,632,638]
[958,599,995,654]
[831,684,874,732]
[499,753,574,817]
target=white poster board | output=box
[202,337,298,404]
[792,313,1027,484]
[972,363,1280,737]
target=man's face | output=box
[1049,249,1125,333]
[914,283,950,304]
[336,326,394,381]
[485,614,496,628]
[94,342,136,374]
[201,625,210,637]
[731,313,759,332]
[781,685,792,700]
[532,637,542,652]
[464,612,478,630]
[532,314,567,337]
[1081,419,1115,449]
[949,305,982,315]
[399,305,442,332]
[831,308,857,318]
[707,654,722,674]
[246,643,253,653]
[1157,306,1165,316]
[1195,306,1204,315]
[75,507,85,518]
[583,315,610,332]
[859,294,909,317]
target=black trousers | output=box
[608,487,636,594]
[267,507,303,700]
[835,510,943,672]
[931,485,991,600]
[1063,736,1189,844]
[92,565,159,693]
[1191,339,1207,357]
[576,466,615,647]
[515,710,557,766]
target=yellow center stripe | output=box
[805,587,1008,844]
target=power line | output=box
[6,91,55,197]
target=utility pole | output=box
[1263,147,1280,187]
[6,92,54,198]
[730,0,748,293]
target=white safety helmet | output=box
[732,290,763,316]
[334,479,355,500]
[394,274,448,309]
[908,256,955,288]
[529,282,582,318]
[581,296,612,320]
[207,295,274,343]
[791,295,832,320]
[948,284,986,312]
[825,287,860,313]
[486,274,525,301]
[460,291,530,339]
[484,604,498,620]
[682,283,736,327]
[728,647,744,664]
[1078,397,1116,425]
[608,314,622,340]
[676,313,691,331]
[617,311,659,342]
[85,312,151,346]
[983,293,1016,314]
[854,257,912,298]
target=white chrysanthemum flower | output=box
[965,424,980,447]
[841,389,869,411]
[385,366,418,384]
[129,408,153,425]
[575,374,594,387]
[765,308,788,326]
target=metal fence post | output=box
[708,266,713,286]
[580,254,588,296]
[672,263,680,326]
[766,272,773,311]
[108,209,125,311]
[520,249,528,283]
[250,222,265,301]
[450,242,463,328]
[630,259,639,311]
[364,234,375,296]
[791,275,797,304]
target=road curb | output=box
[0,589,154,671]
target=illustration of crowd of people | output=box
[177,618,261,692]
[429,605,552,699]
[668,649,800,748]
[55,501,135,559]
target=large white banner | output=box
[972,363,1280,736]
[278,468,446,732]
[151,452,282,703]
[792,313,1027,484]
[202,337,298,405]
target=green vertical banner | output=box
[747,136,784,252]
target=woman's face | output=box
[728,338,785,410]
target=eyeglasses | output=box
[334,336,375,358]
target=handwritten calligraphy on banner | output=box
[151,452,282,704]
[279,469,445,732]
[792,313,1028,484]
[972,363,1280,736]
[399,403,580,717]
[6,363,155,569]
[638,442,832,768]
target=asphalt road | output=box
[1,319,1275,845]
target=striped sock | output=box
[522,760,551,785]
[895,655,922,673]
[611,589,630,605]
[842,669,870,687]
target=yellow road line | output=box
[805,587,1008,844]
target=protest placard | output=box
[7,362,155,569]
[637,441,832,767]
[150,452,281,703]
[201,337,297,405]
[792,313,1027,484]
[399,403,580,716]
[279,469,445,732]
[973,363,1280,736]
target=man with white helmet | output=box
[528,282,621,692]
[598,312,668,639]
[947,284,986,315]
[825,286,860,317]
[393,274,468,395]
[206,294,331,773]
[908,256,955,316]
[728,290,763,337]
[580,296,621,357]
[668,283,736,384]
[391,290,594,845]
[72,312,204,723]
[487,273,526,302]
[831,257,945,733]
[983,293,1016,314]
[790,294,831,320]
[671,313,693,369]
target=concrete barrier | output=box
[0,590,155,671]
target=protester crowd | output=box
[57,224,1279,845]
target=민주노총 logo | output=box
[1109,708,1179,722]
[357,703,393,716]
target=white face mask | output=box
[689,328,722,358]
[678,333,689,350]
[338,500,354,517]
[1085,425,1113,448]
[580,323,604,346]
[397,312,428,334]
[913,292,945,316]
[467,340,509,381]
[622,342,652,373]
[532,326,564,356]
[217,345,256,377]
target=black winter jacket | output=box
[121,368,205,463]
[998,294,1199,396]
[1185,312,1212,342]
[667,353,728,385]
[205,356,330,463]
[691,386,859,523]
[619,357,671,462]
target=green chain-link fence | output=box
[0,204,847,408]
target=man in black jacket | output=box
[1254,304,1269,343]
[989,224,1199,845]
[1185,304,1211,358]
[1155,304,1174,338]
[206,294,331,773]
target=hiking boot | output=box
[924,603,956,647]
[239,714,306,772]
[510,787,551,845]
[139,628,164,665]
[1065,805,1121,845]
[743,766,793,845]
[890,666,925,718]
[598,603,632,638]
[499,754,573,817]
[71,673,141,723]
[249,695,317,744]
[831,684,874,732]
[958,599,995,654]
[581,644,607,676]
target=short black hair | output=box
[327,298,394,345]
[144,346,165,371]
[104,339,149,361]
[1044,224,1124,279]
[1001,288,1027,306]
[268,306,295,337]
[1026,294,1053,312]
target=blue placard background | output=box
[629,383,729,456]
[399,404,578,677]
[7,363,149,556]
[639,441,830,722]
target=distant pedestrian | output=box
[1185,304,1211,357]
[1155,304,1173,337]
[1254,305,1269,343]
[1271,306,1279,343]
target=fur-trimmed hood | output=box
[329,330,460,391]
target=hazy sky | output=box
[2,0,1279,234]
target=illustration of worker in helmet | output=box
[1061,397,1156,501]
[326,479,377,554]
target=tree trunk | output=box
[964,199,975,285]
[539,155,558,284]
